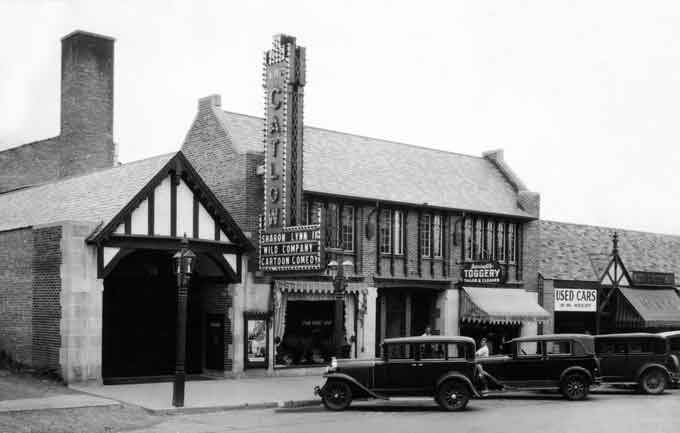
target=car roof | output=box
[658,330,680,338]
[595,332,665,340]
[510,333,594,343]
[383,336,475,345]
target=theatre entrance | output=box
[102,250,232,383]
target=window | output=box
[497,222,506,262]
[546,341,571,355]
[310,202,320,225]
[393,210,404,255]
[464,218,473,261]
[508,223,516,263]
[485,220,495,260]
[341,206,354,251]
[326,203,340,248]
[474,219,483,260]
[300,201,309,225]
[379,209,392,254]
[421,343,446,360]
[517,341,542,357]
[385,343,415,360]
[433,215,443,257]
[629,341,651,353]
[447,343,466,360]
[421,214,432,257]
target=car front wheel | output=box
[436,381,470,411]
[321,380,353,411]
[560,373,589,401]
[639,369,667,395]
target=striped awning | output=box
[275,280,366,295]
[460,287,550,324]
[616,287,680,328]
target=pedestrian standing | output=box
[476,337,490,357]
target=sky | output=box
[1,0,680,235]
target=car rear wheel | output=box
[560,373,589,401]
[436,381,470,411]
[321,381,352,411]
[639,369,666,395]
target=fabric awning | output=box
[617,287,680,328]
[275,280,366,294]
[460,287,550,324]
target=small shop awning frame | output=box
[460,286,550,325]
[616,286,680,329]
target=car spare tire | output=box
[560,373,589,401]
[321,380,353,411]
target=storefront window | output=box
[379,209,392,254]
[393,210,404,255]
[341,206,354,251]
[433,215,443,257]
[245,314,268,369]
[421,214,432,257]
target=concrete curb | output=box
[146,399,321,415]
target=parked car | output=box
[475,334,600,400]
[658,330,680,359]
[315,336,481,411]
[594,332,680,394]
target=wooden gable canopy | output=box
[87,151,254,280]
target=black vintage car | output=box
[475,334,600,400]
[315,336,481,411]
[658,330,680,359]
[594,333,680,394]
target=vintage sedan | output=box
[476,334,600,400]
[594,333,680,394]
[315,336,481,411]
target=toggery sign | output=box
[462,261,505,284]
[554,288,597,312]
[259,225,321,271]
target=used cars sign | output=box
[554,288,597,312]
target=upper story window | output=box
[300,200,309,226]
[420,214,432,257]
[393,210,404,255]
[497,222,506,262]
[474,219,483,259]
[341,206,355,252]
[485,220,495,260]
[326,203,340,248]
[464,218,473,261]
[463,217,519,264]
[433,215,443,258]
[379,209,392,254]
[508,223,516,263]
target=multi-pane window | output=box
[379,209,392,254]
[464,218,473,261]
[497,222,506,262]
[420,214,432,257]
[341,206,354,251]
[300,201,309,226]
[508,223,516,263]
[326,203,340,248]
[474,219,483,259]
[433,215,443,257]
[393,210,404,255]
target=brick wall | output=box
[0,228,34,365]
[32,226,63,370]
[200,283,233,371]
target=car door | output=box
[501,340,548,387]
[544,339,579,386]
[596,339,628,381]
[374,343,425,394]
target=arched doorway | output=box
[102,249,231,382]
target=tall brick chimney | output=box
[59,30,116,177]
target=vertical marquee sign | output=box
[261,35,321,272]
[263,34,306,229]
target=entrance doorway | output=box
[205,314,224,370]
[102,250,229,382]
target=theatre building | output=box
[182,34,549,371]
[539,220,680,335]
[0,31,253,383]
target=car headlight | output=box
[330,356,338,370]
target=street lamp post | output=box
[326,248,353,358]
[172,236,196,408]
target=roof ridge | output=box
[221,110,486,161]
[541,219,680,239]
[0,152,176,198]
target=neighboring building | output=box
[182,34,549,373]
[0,31,254,384]
[539,220,680,335]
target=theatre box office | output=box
[180,34,551,372]
[539,220,680,335]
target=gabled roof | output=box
[539,220,680,282]
[217,111,533,218]
[0,153,173,232]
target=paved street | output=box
[126,389,680,433]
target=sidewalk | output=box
[0,394,120,413]
[70,375,324,414]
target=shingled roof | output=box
[540,220,680,282]
[217,111,533,218]
[0,153,174,233]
